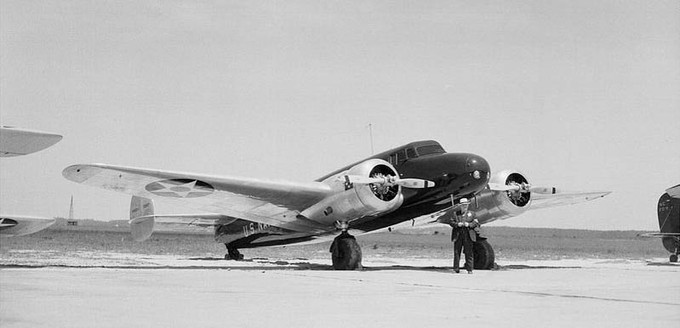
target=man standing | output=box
[448,198,480,274]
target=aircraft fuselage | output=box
[223,140,491,248]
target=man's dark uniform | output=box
[449,211,480,273]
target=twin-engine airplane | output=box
[63,140,610,269]
[0,126,62,237]
[643,185,680,262]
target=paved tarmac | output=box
[1,257,678,328]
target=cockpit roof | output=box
[316,140,446,181]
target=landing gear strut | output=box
[225,244,244,260]
[330,222,363,270]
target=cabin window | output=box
[416,144,445,156]
[388,154,397,165]
[395,149,407,164]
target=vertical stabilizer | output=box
[657,190,680,255]
[130,196,155,241]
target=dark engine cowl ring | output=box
[368,164,400,202]
[505,173,530,207]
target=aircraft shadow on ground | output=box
[0,258,585,271]
[187,257,583,272]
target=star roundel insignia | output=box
[145,179,215,198]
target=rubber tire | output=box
[473,239,495,270]
[225,247,244,261]
[670,254,678,263]
[330,233,363,270]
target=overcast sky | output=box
[1,0,678,230]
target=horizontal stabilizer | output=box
[0,215,56,237]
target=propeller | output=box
[488,182,558,194]
[340,174,435,189]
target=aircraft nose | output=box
[466,155,490,181]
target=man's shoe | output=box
[467,270,473,274]
[454,269,460,273]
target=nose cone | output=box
[466,155,490,182]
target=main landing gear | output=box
[330,222,363,270]
[663,237,679,263]
[224,244,244,260]
[473,239,496,270]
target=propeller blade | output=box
[488,183,520,192]
[340,175,435,188]
[339,175,383,185]
[527,186,558,194]
[488,183,558,194]
[395,178,436,188]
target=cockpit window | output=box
[406,147,417,159]
[416,144,445,156]
[395,149,407,164]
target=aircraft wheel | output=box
[473,239,495,270]
[225,245,244,260]
[670,254,678,263]
[330,231,363,270]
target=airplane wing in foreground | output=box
[0,126,62,157]
[63,164,333,233]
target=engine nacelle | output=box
[471,170,532,224]
[301,159,404,226]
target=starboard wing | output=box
[63,164,333,232]
[529,191,611,210]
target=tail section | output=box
[657,188,680,256]
[130,196,155,241]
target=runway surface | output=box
[1,254,679,328]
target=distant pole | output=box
[68,195,74,221]
[368,123,374,155]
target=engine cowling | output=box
[471,170,532,224]
[300,159,404,226]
